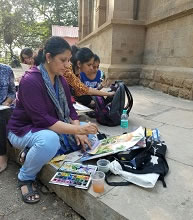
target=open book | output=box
[73,102,93,114]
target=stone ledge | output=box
[7,144,126,220]
[146,2,193,27]
[140,65,193,100]
[78,19,145,44]
[39,164,127,220]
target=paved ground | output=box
[0,68,83,220]
[0,161,83,220]
[4,68,193,220]
[39,86,193,220]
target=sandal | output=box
[18,179,40,204]
[17,147,30,164]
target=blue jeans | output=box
[8,125,96,181]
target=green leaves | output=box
[0,0,78,65]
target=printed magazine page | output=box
[49,127,145,163]
[80,126,145,161]
[89,126,144,155]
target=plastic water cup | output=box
[91,171,105,193]
[97,159,110,173]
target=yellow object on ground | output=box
[49,154,67,168]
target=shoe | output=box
[18,179,40,204]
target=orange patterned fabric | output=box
[63,65,89,96]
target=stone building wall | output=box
[144,11,193,67]
[145,0,192,22]
[79,24,113,65]
[78,0,193,100]
[140,0,193,100]
[140,66,193,100]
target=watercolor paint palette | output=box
[49,162,97,189]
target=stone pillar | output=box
[78,0,82,40]
[95,0,107,27]
[112,0,134,20]
[88,0,94,34]
[82,0,89,38]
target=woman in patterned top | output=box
[33,46,113,103]
[68,46,114,107]
[0,64,16,172]
[63,64,89,96]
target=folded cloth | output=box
[109,160,159,188]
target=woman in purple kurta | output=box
[8,66,78,136]
[7,36,98,204]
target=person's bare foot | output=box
[0,155,8,173]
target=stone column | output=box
[78,0,82,40]
[95,0,107,27]
[112,0,134,20]
[82,0,89,38]
[88,0,94,34]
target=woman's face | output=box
[92,61,100,74]
[79,57,94,75]
[22,54,34,65]
[48,50,71,76]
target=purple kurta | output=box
[7,66,78,136]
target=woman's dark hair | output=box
[20,48,33,63]
[70,46,94,73]
[34,36,71,65]
[94,54,100,63]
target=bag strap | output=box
[92,96,105,110]
[105,171,132,186]
[123,84,133,114]
[159,175,167,188]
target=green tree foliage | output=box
[23,0,78,26]
[0,0,78,65]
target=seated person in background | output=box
[7,36,98,204]
[70,46,114,108]
[80,54,102,89]
[0,64,16,172]
[92,54,106,90]
[20,48,35,69]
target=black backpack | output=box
[105,136,169,187]
[92,81,133,126]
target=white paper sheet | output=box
[0,105,10,111]
[73,102,92,111]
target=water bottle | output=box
[121,110,128,134]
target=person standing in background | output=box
[0,64,16,172]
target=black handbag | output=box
[105,137,169,188]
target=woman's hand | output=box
[74,134,92,152]
[2,97,13,106]
[2,101,10,106]
[78,123,98,135]
[107,91,115,96]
